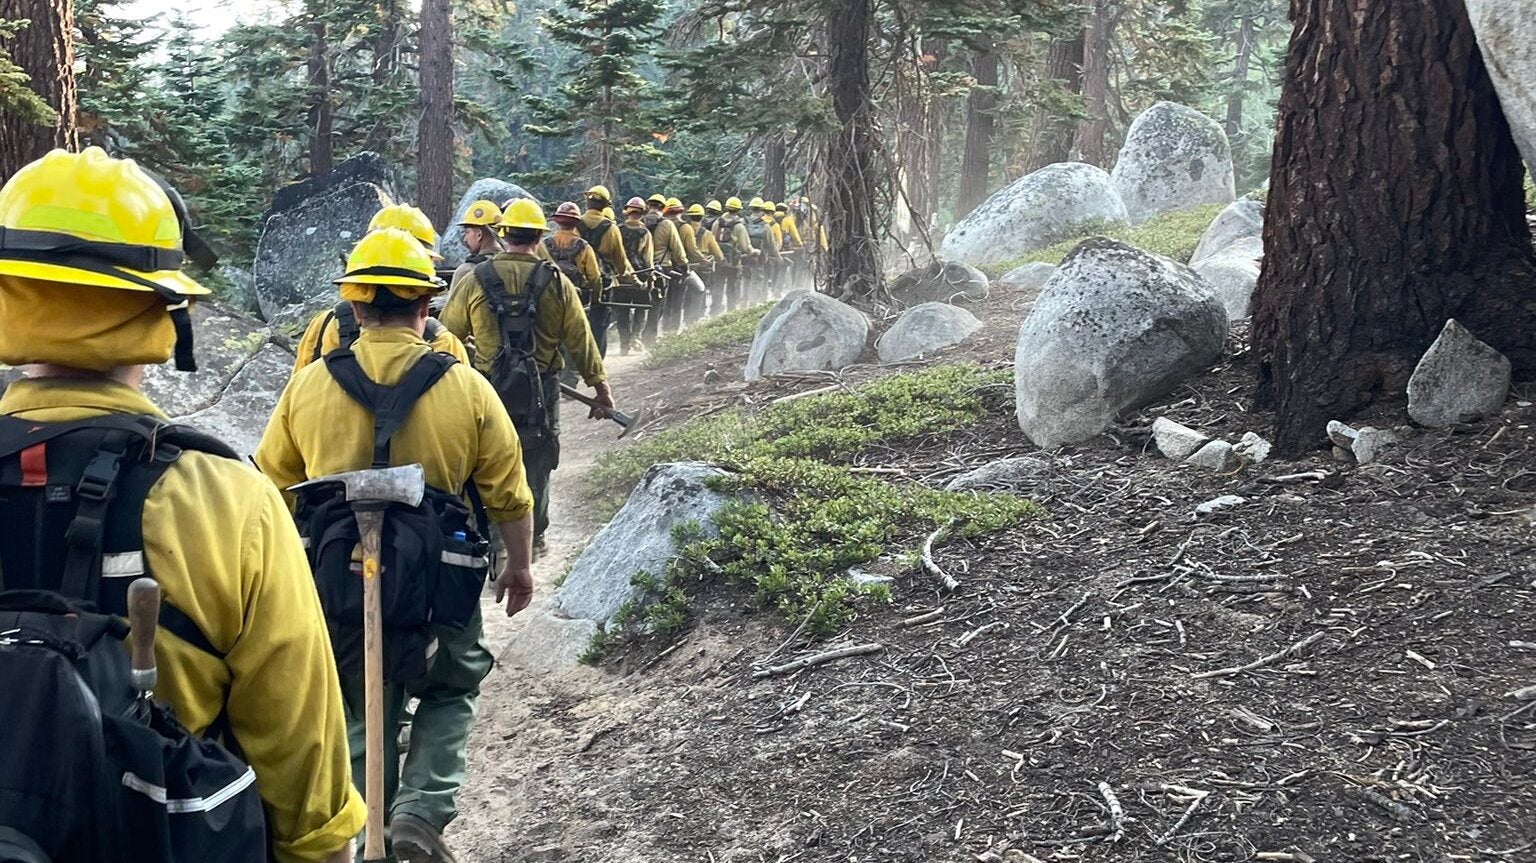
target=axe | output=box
[559,383,642,438]
[126,578,161,697]
[289,464,426,863]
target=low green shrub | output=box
[643,302,774,367]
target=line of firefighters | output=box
[453,185,828,357]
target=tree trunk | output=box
[0,0,77,182]
[1073,0,1117,168]
[373,0,401,86]
[1224,14,1255,139]
[306,19,333,176]
[1251,0,1536,456]
[764,132,786,202]
[895,39,942,243]
[822,0,882,298]
[416,0,453,227]
[1024,33,1085,174]
[954,39,998,221]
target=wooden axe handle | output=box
[126,578,160,692]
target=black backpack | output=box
[311,301,448,364]
[0,414,267,863]
[292,349,491,684]
[618,223,650,271]
[542,235,590,287]
[576,218,615,278]
[473,259,557,439]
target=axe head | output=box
[288,463,427,509]
[616,409,644,439]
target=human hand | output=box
[589,382,616,420]
[493,563,534,617]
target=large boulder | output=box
[1014,239,1227,448]
[877,303,982,363]
[253,154,396,327]
[997,262,1056,294]
[941,163,1129,267]
[141,301,294,457]
[555,463,737,627]
[439,178,534,268]
[886,259,990,307]
[1407,319,1511,428]
[1190,200,1264,265]
[744,290,869,380]
[1110,102,1236,224]
[1191,235,1263,321]
[1467,2,1536,175]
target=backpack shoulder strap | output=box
[333,301,361,350]
[475,259,512,316]
[324,349,457,467]
[424,317,446,342]
[312,309,338,363]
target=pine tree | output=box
[0,0,76,180]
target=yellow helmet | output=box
[586,184,612,203]
[601,206,616,220]
[706,199,723,214]
[664,197,684,213]
[0,147,207,298]
[748,196,765,211]
[335,228,443,304]
[724,196,744,212]
[368,203,441,260]
[499,198,548,231]
[686,203,706,218]
[646,193,667,208]
[458,200,502,228]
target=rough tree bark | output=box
[1224,13,1255,139]
[306,19,333,176]
[1251,0,1536,456]
[764,132,786,202]
[1073,0,1118,168]
[0,0,77,181]
[954,39,998,221]
[896,40,943,242]
[822,0,882,298]
[1024,33,1084,174]
[416,0,453,227]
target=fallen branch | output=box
[1097,781,1125,843]
[1260,470,1329,484]
[752,643,884,679]
[922,519,961,592]
[1154,792,1205,846]
[1192,630,1329,680]
[1350,786,1417,823]
[899,607,945,627]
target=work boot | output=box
[532,535,548,562]
[390,813,457,863]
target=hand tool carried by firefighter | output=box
[559,383,642,438]
[288,463,427,863]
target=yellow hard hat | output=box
[724,197,744,212]
[646,193,667,207]
[335,228,444,303]
[686,203,706,218]
[586,184,612,203]
[368,203,442,260]
[458,200,502,228]
[774,202,788,213]
[499,198,548,231]
[748,196,765,210]
[664,197,684,213]
[602,206,616,220]
[706,199,723,213]
[0,147,207,298]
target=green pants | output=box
[519,380,562,541]
[342,607,493,832]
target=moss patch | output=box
[643,302,774,368]
[984,203,1225,275]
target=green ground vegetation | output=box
[585,364,1042,659]
[643,302,774,367]
[985,203,1226,276]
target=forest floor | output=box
[451,278,1536,863]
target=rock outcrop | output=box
[943,455,1056,494]
[1110,102,1235,224]
[1190,199,1264,265]
[886,259,990,307]
[997,262,1056,294]
[941,163,1129,267]
[1191,235,1263,321]
[252,153,396,327]
[876,303,982,363]
[439,178,535,267]
[554,463,737,626]
[1014,239,1227,449]
[1407,319,1511,428]
[1467,1,1536,175]
[744,290,869,380]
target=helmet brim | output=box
[333,273,445,291]
[0,257,210,296]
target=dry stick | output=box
[899,607,945,627]
[1097,782,1125,843]
[922,519,961,592]
[1192,630,1329,680]
[1154,793,1205,846]
[752,643,884,679]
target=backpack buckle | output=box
[76,449,123,501]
